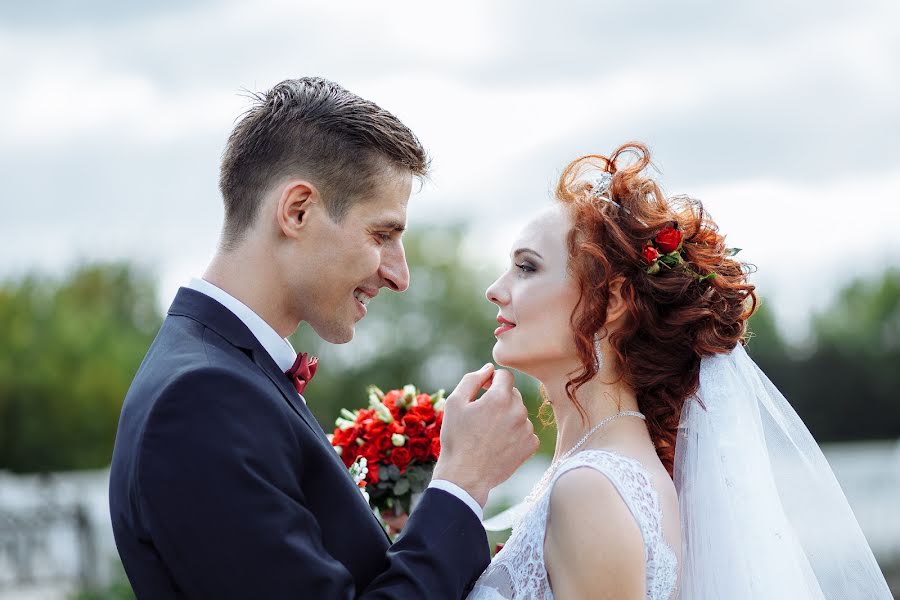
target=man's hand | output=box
[380,511,409,536]
[432,363,540,507]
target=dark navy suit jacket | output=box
[109,288,489,599]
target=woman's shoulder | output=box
[570,445,674,494]
[544,463,647,596]
[553,446,678,539]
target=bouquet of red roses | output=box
[329,384,445,516]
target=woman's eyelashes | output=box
[515,261,536,274]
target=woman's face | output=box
[485,205,582,378]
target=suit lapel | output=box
[168,287,326,442]
[255,350,390,540]
[169,287,390,540]
[252,347,331,446]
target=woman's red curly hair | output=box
[554,142,757,477]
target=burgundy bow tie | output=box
[285,352,318,395]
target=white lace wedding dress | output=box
[468,449,679,599]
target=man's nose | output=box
[380,242,410,292]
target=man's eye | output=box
[376,233,392,243]
[516,262,535,273]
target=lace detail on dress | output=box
[468,450,679,600]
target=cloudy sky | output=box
[2,0,898,341]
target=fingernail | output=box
[482,362,493,370]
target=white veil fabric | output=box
[675,343,892,599]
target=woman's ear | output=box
[605,276,629,326]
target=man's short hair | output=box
[218,77,429,247]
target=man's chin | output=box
[311,322,355,344]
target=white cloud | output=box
[0,0,897,345]
[690,169,900,338]
[0,35,241,146]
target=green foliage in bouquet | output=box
[330,384,444,516]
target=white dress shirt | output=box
[186,278,483,520]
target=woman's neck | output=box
[540,371,642,462]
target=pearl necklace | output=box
[523,410,646,504]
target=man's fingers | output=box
[481,370,495,391]
[447,363,495,405]
[485,369,514,394]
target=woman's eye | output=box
[516,262,535,273]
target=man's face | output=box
[296,172,412,343]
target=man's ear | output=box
[276,180,319,239]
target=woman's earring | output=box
[594,332,604,371]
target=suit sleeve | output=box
[136,367,489,599]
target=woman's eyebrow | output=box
[513,248,543,260]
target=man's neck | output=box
[203,246,297,338]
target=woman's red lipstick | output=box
[494,316,516,337]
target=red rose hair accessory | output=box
[587,176,739,281]
[643,223,740,280]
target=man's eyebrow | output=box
[374,220,407,232]
[513,248,543,260]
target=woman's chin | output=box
[492,343,521,370]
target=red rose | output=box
[642,245,661,264]
[361,443,381,465]
[434,411,443,429]
[332,426,361,448]
[390,447,412,472]
[654,226,682,253]
[389,421,406,436]
[340,443,359,468]
[355,408,375,423]
[408,437,431,462]
[373,432,394,454]
[402,414,426,437]
[383,390,403,419]
[408,403,435,423]
[363,419,389,440]
[366,462,380,485]
[424,423,440,440]
[430,437,441,460]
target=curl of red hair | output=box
[554,142,757,477]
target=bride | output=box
[466,143,891,599]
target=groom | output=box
[108,77,539,599]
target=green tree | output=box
[746,270,900,442]
[800,268,900,440]
[812,267,900,356]
[0,263,161,472]
[744,298,788,361]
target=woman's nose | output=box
[485,276,507,305]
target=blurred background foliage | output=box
[0,264,161,473]
[0,228,898,473]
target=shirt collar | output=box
[187,278,297,373]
